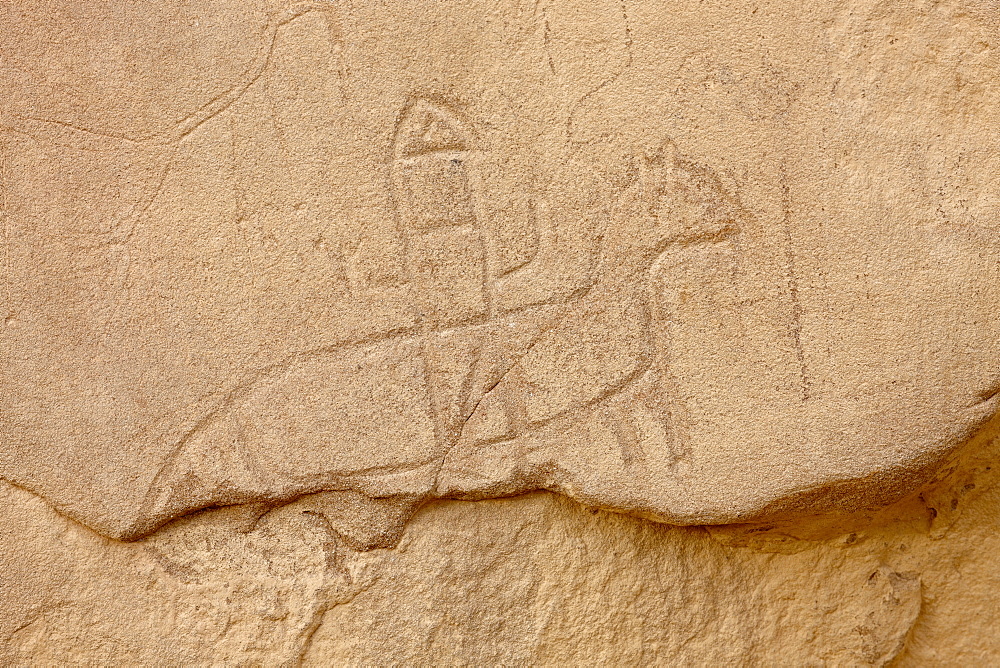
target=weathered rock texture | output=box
[2,0,999,662]
[2,425,999,664]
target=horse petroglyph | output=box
[2,0,998,545]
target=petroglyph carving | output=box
[1,0,999,546]
[437,139,1000,524]
[392,100,491,329]
[458,142,740,448]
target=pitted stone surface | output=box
[2,0,999,662]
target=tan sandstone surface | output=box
[2,0,999,663]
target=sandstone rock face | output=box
[2,0,999,662]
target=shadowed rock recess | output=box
[2,0,999,663]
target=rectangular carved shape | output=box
[395,155,476,230]
[407,227,488,329]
